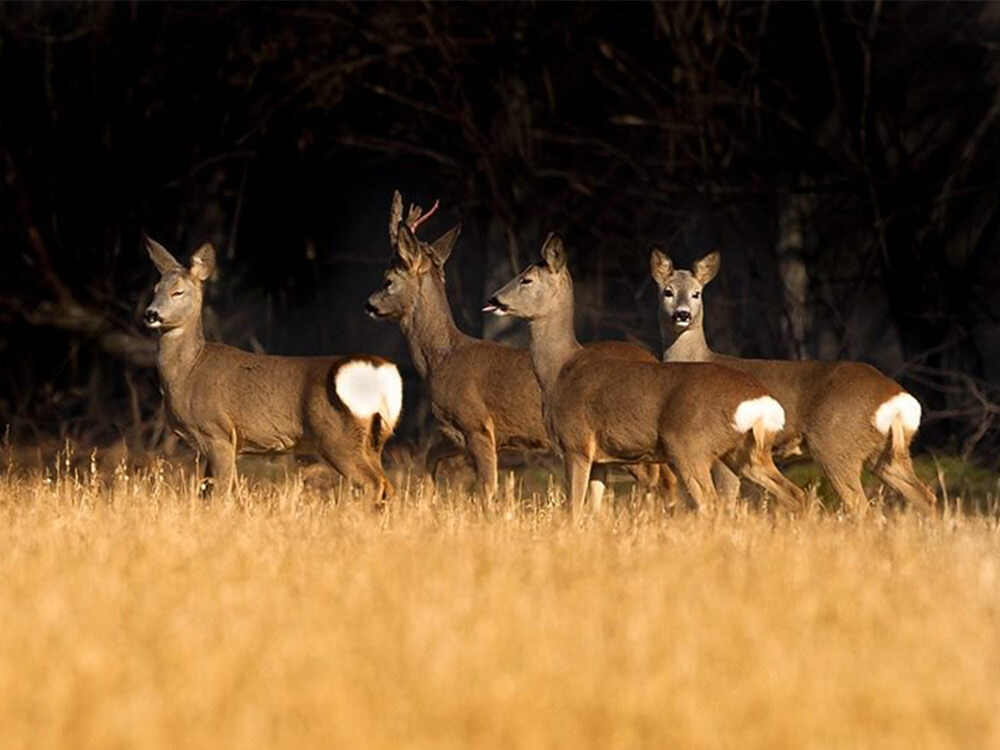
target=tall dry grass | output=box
[0,454,998,749]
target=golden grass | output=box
[0,457,998,749]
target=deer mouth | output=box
[364,300,388,319]
[672,310,692,328]
[482,297,509,316]
[144,309,164,329]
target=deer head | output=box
[366,191,460,321]
[650,247,720,333]
[483,233,571,321]
[144,237,215,331]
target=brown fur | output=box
[144,237,396,500]
[366,192,675,503]
[486,234,805,515]
[651,247,937,514]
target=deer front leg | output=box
[465,425,499,505]
[203,437,237,499]
[564,452,593,520]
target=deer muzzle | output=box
[482,296,508,316]
[144,308,163,327]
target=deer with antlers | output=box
[484,234,806,515]
[650,247,936,515]
[144,237,401,501]
[365,192,676,506]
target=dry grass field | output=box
[0,451,999,749]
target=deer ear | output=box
[428,224,461,266]
[692,249,721,285]
[649,246,674,287]
[389,191,404,245]
[189,243,216,282]
[395,221,422,270]
[145,235,183,275]
[541,233,567,272]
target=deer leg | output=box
[871,452,936,513]
[564,452,593,519]
[203,437,237,499]
[822,462,870,517]
[465,426,498,505]
[425,436,467,483]
[315,430,387,506]
[672,456,720,516]
[365,458,392,509]
[624,463,681,511]
[657,463,684,512]
[732,451,805,512]
[586,463,608,513]
[711,461,741,506]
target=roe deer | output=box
[651,247,936,515]
[143,237,401,500]
[364,192,675,505]
[484,234,806,515]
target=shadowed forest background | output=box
[1,1,998,466]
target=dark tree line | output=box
[1,2,998,464]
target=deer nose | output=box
[672,309,692,324]
[144,308,162,325]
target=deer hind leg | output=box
[316,430,390,507]
[808,431,874,517]
[425,436,467,483]
[672,455,720,516]
[871,437,937,513]
[721,423,804,512]
[711,461,741,507]
[657,464,683,510]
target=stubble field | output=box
[0,455,998,749]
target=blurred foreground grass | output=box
[0,453,998,749]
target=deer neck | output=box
[400,273,463,379]
[526,296,581,399]
[660,313,712,362]
[156,317,206,393]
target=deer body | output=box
[145,238,400,499]
[485,234,805,514]
[366,192,672,503]
[652,248,935,513]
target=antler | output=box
[406,199,440,232]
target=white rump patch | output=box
[732,396,786,434]
[872,392,921,435]
[334,360,403,429]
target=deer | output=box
[650,247,937,515]
[483,233,806,515]
[364,192,676,506]
[143,237,401,501]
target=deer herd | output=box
[143,191,936,517]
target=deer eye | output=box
[520,277,533,286]
[692,291,700,299]
[171,290,184,298]
[663,289,674,298]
